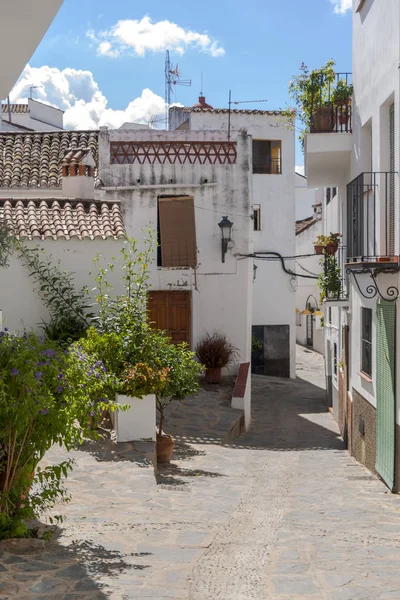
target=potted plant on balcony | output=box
[332,79,353,125]
[287,60,336,148]
[195,332,238,384]
[318,254,342,302]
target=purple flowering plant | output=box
[0,329,119,538]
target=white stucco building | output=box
[1,99,64,131]
[305,0,400,491]
[0,0,64,129]
[170,99,296,378]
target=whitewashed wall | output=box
[175,111,296,376]
[0,239,124,333]
[98,128,254,368]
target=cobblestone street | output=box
[2,346,400,599]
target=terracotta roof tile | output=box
[296,216,318,235]
[0,198,125,241]
[182,107,283,115]
[2,104,29,114]
[0,131,99,188]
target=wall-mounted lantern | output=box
[218,216,233,263]
[253,263,258,282]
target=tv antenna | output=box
[227,90,268,140]
[165,50,191,129]
[29,85,44,99]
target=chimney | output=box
[62,148,95,199]
[313,203,322,220]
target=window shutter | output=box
[159,196,197,267]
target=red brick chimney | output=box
[62,148,95,199]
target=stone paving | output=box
[1,346,400,599]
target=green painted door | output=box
[376,300,396,490]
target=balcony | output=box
[346,172,398,268]
[305,72,353,188]
[252,157,281,175]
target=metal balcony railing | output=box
[253,157,281,175]
[310,72,352,134]
[346,172,398,263]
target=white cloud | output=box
[296,165,305,176]
[9,64,165,130]
[87,16,225,58]
[330,0,352,14]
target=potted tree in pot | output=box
[195,332,238,384]
[287,59,336,149]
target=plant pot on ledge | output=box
[312,106,334,133]
[314,245,324,255]
[205,367,222,384]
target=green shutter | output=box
[376,300,396,490]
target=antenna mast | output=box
[227,92,268,141]
[165,50,191,129]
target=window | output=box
[157,196,197,267]
[326,188,331,205]
[332,187,337,198]
[328,307,332,324]
[333,342,338,376]
[356,0,367,12]
[252,140,281,174]
[361,308,373,377]
[253,205,261,231]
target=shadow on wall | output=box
[251,325,290,378]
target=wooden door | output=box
[148,291,191,345]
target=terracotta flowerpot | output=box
[325,243,338,255]
[205,367,222,384]
[157,434,175,464]
[311,106,334,133]
[339,113,348,125]
[314,245,324,255]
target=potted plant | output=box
[314,235,328,255]
[286,60,336,149]
[325,232,342,255]
[332,79,353,126]
[318,254,342,302]
[195,332,239,384]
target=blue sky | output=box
[11,0,352,166]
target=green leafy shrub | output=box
[0,330,119,538]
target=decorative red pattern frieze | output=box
[110,141,237,165]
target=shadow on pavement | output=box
[0,532,152,598]
[165,374,343,453]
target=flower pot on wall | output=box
[314,245,324,255]
[157,434,175,463]
[114,394,156,443]
[205,367,222,384]
[311,106,334,133]
[327,289,340,300]
[325,243,338,255]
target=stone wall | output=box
[351,388,377,475]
